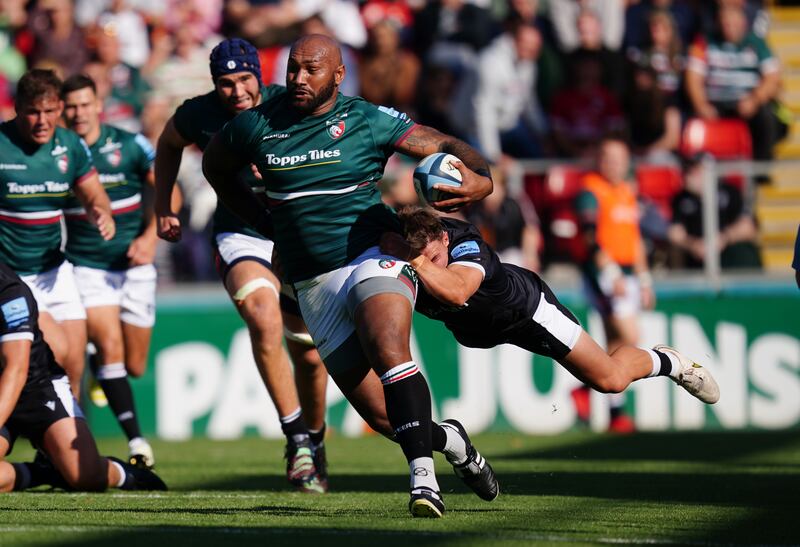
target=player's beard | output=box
[295,77,337,115]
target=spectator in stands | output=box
[574,138,655,433]
[412,0,497,60]
[466,164,541,272]
[27,0,90,76]
[685,4,782,161]
[226,0,366,50]
[359,18,420,114]
[452,20,546,161]
[623,0,698,51]
[549,51,625,158]
[626,9,686,104]
[413,63,461,137]
[548,0,624,53]
[91,0,151,69]
[566,9,626,100]
[668,154,761,269]
[86,24,151,133]
[624,65,681,163]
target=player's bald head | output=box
[289,34,343,68]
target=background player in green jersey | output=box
[61,74,178,469]
[154,38,328,492]
[0,69,114,398]
[203,34,495,517]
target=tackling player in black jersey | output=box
[381,207,721,405]
[0,262,166,492]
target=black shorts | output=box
[504,279,582,360]
[0,375,82,455]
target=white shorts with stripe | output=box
[292,246,414,362]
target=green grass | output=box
[1,430,799,546]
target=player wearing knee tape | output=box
[61,75,177,469]
[202,34,493,517]
[154,38,328,492]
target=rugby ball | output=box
[413,153,463,205]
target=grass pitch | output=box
[1,430,798,547]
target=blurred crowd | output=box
[0,0,781,280]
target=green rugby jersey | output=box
[173,85,283,238]
[0,122,95,275]
[64,124,154,271]
[219,92,414,283]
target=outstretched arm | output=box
[0,339,30,431]
[154,117,191,242]
[380,232,483,306]
[395,124,493,210]
[202,133,273,237]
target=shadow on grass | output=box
[492,430,800,465]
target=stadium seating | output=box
[635,164,683,220]
[526,166,587,263]
[680,118,753,160]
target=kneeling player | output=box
[0,262,166,493]
[381,207,720,405]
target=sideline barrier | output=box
[84,281,800,438]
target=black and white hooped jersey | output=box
[0,263,62,392]
[414,218,542,341]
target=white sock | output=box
[409,457,439,493]
[440,423,468,465]
[644,348,679,378]
[110,460,127,488]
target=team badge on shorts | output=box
[379,259,396,269]
[327,118,346,139]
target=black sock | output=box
[309,423,326,448]
[98,363,142,440]
[381,367,433,463]
[280,409,310,445]
[431,422,447,453]
[13,461,70,491]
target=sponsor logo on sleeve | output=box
[1,297,30,328]
[451,241,480,259]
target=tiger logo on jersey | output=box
[327,118,345,139]
[56,154,69,174]
[107,149,122,167]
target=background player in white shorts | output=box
[0,69,115,397]
[61,75,179,468]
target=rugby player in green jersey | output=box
[154,38,328,493]
[0,69,115,398]
[61,74,179,469]
[203,34,496,517]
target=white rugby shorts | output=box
[73,263,157,327]
[292,246,414,361]
[214,232,275,274]
[21,261,86,321]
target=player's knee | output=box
[592,374,628,394]
[240,294,282,339]
[125,354,147,378]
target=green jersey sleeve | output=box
[173,96,199,143]
[362,103,416,149]
[133,133,155,177]
[74,136,95,184]
[575,190,599,222]
[219,109,264,161]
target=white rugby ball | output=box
[413,153,463,205]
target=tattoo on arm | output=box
[399,125,490,174]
